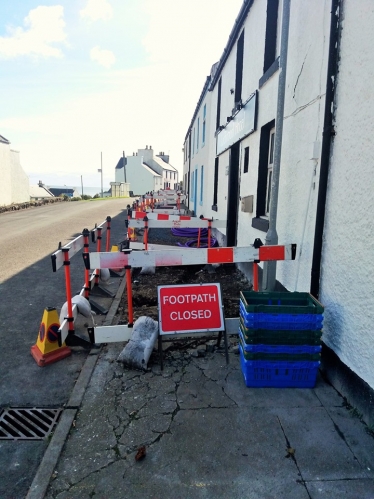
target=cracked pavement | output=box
[45,344,374,499]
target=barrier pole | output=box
[208,220,212,248]
[82,229,90,299]
[95,227,102,285]
[62,248,75,333]
[151,194,154,212]
[125,266,134,326]
[105,216,111,252]
[144,216,149,250]
[197,228,201,248]
[253,263,259,291]
[126,208,132,239]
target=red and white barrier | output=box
[129,218,226,229]
[88,244,296,270]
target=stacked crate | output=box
[238,291,324,388]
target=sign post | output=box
[157,283,228,369]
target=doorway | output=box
[226,142,240,246]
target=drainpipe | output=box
[187,132,192,211]
[310,0,341,299]
[262,0,291,291]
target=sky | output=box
[0,0,243,189]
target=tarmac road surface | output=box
[0,198,131,499]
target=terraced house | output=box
[183,0,374,425]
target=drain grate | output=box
[0,407,63,440]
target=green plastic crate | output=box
[240,291,324,315]
[239,317,322,345]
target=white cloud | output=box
[80,0,113,22]
[0,5,66,59]
[90,46,116,68]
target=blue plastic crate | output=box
[238,329,322,354]
[240,302,323,330]
[239,345,320,388]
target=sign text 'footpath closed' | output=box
[158,283,224,335]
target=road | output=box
[0,198,130,499]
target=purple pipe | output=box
[171,227,208,237]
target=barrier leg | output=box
[95,227,102,285]
[144,216,148,250]
[253,262,259,291]
[105,216,111,252]
[83,228,90,299]
[62,248,75,336]
[125,266,134,326]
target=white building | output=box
[183,0,374,425]
[115,146,179,196]
[0,135,29,206]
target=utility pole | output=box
[100,152,103,198]
[81,175,83,197]
[262,0,291,291]
[123,151,127,182]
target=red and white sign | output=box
[157,283,224,335]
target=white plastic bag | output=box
[117,316,159,370]
[59,295,95,325]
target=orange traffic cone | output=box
[31,307,71,367]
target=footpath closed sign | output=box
[157,283,224,335]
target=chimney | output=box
[150,145,152,149]
[38,180,43,187]
[146,145,148,149]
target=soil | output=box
[117,228,252,324]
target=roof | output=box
[115,157,127,169]
[30,185,54,198]
[152,156,177,172]
[142,163,161,177]
[48,187,77,196]
[0,134,10,144]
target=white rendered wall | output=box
[10,150,29,204]
[319,2,374,389]
[0,142,12,206]
[0,143,29,206]
[126,156,154,195]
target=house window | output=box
[263,0,280,74]
[252,119,275,232]
[265,129,275,215]
[212,157,219,211]
[243,146,249,173]
[197,118,200,151]
[235,30,245,105]
[216,77,222,131]
[193,127,195,155]
[190,171,194,201]
[200,165,204,205]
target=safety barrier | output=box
[50,216,113,346]
[84,241,297,346]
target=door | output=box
[226,142,240,246]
